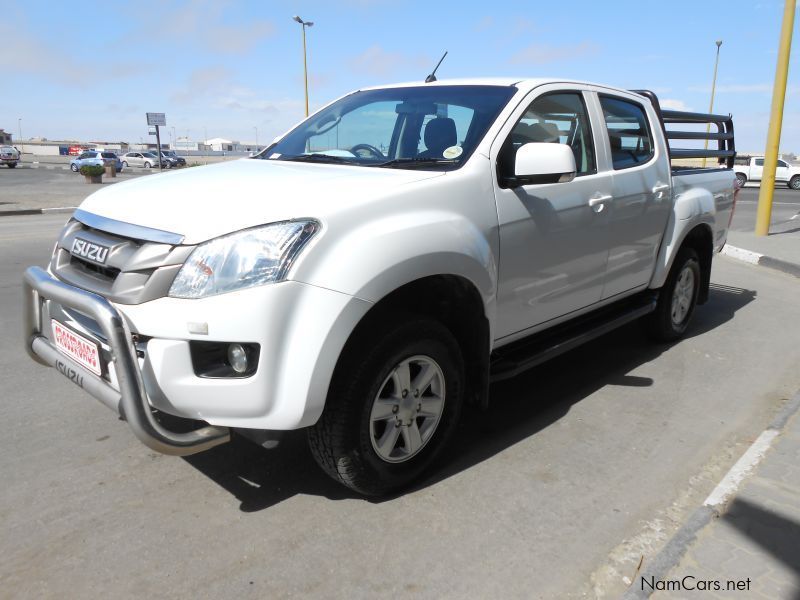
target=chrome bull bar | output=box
[23,266,230,456]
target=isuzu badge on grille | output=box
[71,238,110,265]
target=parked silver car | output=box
[70,151,123,173]
[120,152,161,168]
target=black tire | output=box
[789,176,800,191]
[8,162,17,168]
[143,161,151,169]
[735,172,747,187]
[308,317,464,496]
[70,164,79,172]
[645,247,701,342]
[122,161,128,168]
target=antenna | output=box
[425,51,448,83]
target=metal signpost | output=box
[146,113,166,170]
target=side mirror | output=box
[513,143,576,186]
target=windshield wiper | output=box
[372,157,458,169]
[279,153,356,164]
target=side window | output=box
[504,92,596,176]
[777,160,788,168]
[599,96,654,169]
[755,158,764,167]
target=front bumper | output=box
[23,266,230,456]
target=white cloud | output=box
[510,42,598,65]
[660,99,692,111]
[349,45,428,77]
[170,66,235,104]
[126,0,274,55]
[688,83,771,93]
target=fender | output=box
[649,185,716,289]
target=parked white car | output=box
[23,78,737,495]
[734,155,800,190]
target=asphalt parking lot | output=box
[0,164,152,212]
[1,213,799,598]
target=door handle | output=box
[652,183,670,200]
[588,194,612,213]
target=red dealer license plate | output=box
[51,319,102,376]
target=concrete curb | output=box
[622,392,800,599]
[721,244,800,278]
[0,207,76,217]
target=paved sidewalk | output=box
[628,395,800,599]
[723,226,800,279]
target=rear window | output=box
[600,96,654,169]
[101,152,116,159]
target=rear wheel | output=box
[735,172,747,187]
[122,161,128,168]
[645,247,701,342]
[789,175,800,190]
[308,317,464,496]
[143,161,151,168]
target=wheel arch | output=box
[333,274,491,410]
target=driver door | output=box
[491,86,613,339]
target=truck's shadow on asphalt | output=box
[184,283,756,512]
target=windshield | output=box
[255,85,516,169]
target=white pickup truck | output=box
[0,145,20,168]
[734,155,800,190]
[23,79,738,495]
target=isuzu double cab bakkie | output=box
[23,79,738,495]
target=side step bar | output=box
[490,293,657,382]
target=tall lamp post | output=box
[293,15,314,117]
[18,118,23,154]
[702,40,723,168]
[253,126,259,150]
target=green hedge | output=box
[80,165,105,177]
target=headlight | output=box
[168,220,319,299]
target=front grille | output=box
[70,255,122,281]
[51,218,195,305]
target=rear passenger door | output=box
[597,93,671,300]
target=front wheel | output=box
[70,163,79,172]
[645,247,701,342]
[7,162,17,168]
[735,173,747,187]
[143,161,151,168]
[308,317,464,496]
[789,176,800,190]
[122,161,128,168]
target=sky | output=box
[1,0,798,153]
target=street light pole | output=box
[293,15,314,117]
[254,126,259,150]
[204,126,208,164]
[755,0,796,236]
[17,118,23,154]
[702,40,722,168]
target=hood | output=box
[78,159,445,244]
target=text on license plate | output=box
[51,319,102,375]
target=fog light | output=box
[228,343,248,374]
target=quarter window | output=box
[755,159,764,167]
[600,96,654,169]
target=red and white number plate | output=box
[51,319,102,375]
